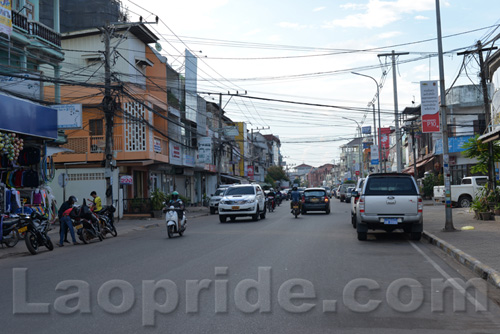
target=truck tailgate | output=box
[364,195,419,215]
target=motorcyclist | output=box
[290,186,302,213]
[166,191,185,231]
[267,188,276,209]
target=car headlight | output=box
[220,200,227,204]
[246,198,256,204]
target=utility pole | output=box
[250,126,270,182]
[101,24,115,207]
[377,51,409,172]
[217,93,223,187]
[435,0,454,231]
[458,41,498,196]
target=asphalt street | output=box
[1,200,500,333]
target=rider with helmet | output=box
[57,195,79,246]
[290,186,302,213]
[167,191,185,230]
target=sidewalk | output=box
[422,200,500,289]
[0,206,210,260]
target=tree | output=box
[462,135,500,175]
[266,166,289,182]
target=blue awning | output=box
[0,94,58,139]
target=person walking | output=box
[57,196,79,247]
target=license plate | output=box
[18,226,27,233]
[293,205,299,209]
[311,198,319,202]
[74,224,83,230]
[384,218,398,225]
[231,206,240,210]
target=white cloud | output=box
[313,6,326,12]
[277,22,308,30]
[414,15,429,20]
[324,0,435,29]
[244,29,262,36]
[377,31,402,39]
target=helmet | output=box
[292,186,297,191]
[68,196,77,204]
[171,191,179,200]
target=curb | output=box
[423,231,500,289]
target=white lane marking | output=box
[409,241,487,311]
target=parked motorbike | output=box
[17,211,53,255]
[71,200,103,244]
[0,216,20,248]
[163,204,186,238]
[291,201,300,218]
[92,205,117,238]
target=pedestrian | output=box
[57,196,79,247]
[90,191,103,212]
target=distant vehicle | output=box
[345,186,355,203]
[209,187,228,214]
[354,173,423,241]
[338,184,354,202]
[322,186,332,198]
[350,178,366,228]
[433,176,488,208]
[301,188,330,214]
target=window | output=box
[225,187,255,196]
[364,176,418,196]
[304,190,326,197]
[89,119,103,136]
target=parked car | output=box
[218,184,266,222]
[338,184,354,202]
[322,186,332,198]
[209,187,228,214]
[301,188,330,214]
[354,173,423,241]
[345,186,355,203]
[433,176,488,208]
[350,178,366,228]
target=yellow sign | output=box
[0,0,12,36]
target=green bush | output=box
[422,174,437,198]
[151,188,167,210]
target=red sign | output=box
[355,171,359,176]
[119,175,133,185]
[379,128,391,160]
[247,166,254,178]
[420,81,441,133]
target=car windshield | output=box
[364,176,418,195]
[305,190,326,197]
[214,189,225,196]
[225,187,255,196]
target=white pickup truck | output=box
[433,176,488,208]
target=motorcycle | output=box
[0,216,20,248]
[71,200,103,244]
[163,204,186,238]
[17,211,54,255]
[267,196,275,212]
[92,205,117,238]
[291,201,300,218]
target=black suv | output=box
[302,188,330,214]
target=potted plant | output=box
[151,188,167,218]
[470,195,489,220]
[494,203,500,217]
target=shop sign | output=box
[154,138,162,153]
[169,142,182,165]
[420,81,440,132]
[53,104,83,129]
[119,175,133,185]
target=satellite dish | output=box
[155,43,162,52]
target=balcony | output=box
[54,135,169,164]
[12,11,61,47]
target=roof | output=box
[296,163,313,168]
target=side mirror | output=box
[352,191,359,197]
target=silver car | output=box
[209,187,228,214]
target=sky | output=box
[122,0,500,168]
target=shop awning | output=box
[478,127,500,144]
[221,174,249,184]
[416,156,435,168]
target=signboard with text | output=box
[420,81,440,132]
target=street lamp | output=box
[351,71,384,173]
[342,116,363,180]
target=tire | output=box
[260,206,266,219]
[351,215,357,228]
[179,229,184,237]
[108,223,118,237]
[326,208,330,214]
[25,231,39,255]
[4,230,19,248]
[44,235,54,251]
[81,229,90,244]
[357,232,367,241]
[252,207,260,221]
[219,215,227,223]
[294,210,298,218]
[410,232,422,241]
[167,225,174,238]
[458,195,472,208]
[210,207,216,214]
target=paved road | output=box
[1,200,500,333]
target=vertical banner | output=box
[420,81,440,132]
[379,128,391,160]
[370,145,379,165]
[198,136,212,164]
[0,0,12,36]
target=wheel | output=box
[252,207,260,221]
[410,232,422,241]
[98,232,103,242]
[458,196,472,208]
[24,231,39,255]
[294,210,298,218]
[107,222,118,237]
[260,206,266,219]
[219,215,227,223]
[167,225,174,238]
[81,229,90,244]
[357,232,367,241]
[4,230,19,248]
[351,215,357,228]
[44,235,54,251]
[210,207,216,214]
[178,229,184,237]
[325,208,330,214]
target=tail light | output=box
[418,197,423,213]
[359,196,365,213]
[324,196,329,202]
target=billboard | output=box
[420,81,440,132]
[198,136,212,164]
[185,49,198,123]
[379,127,391,160]
[0,0,12,36]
